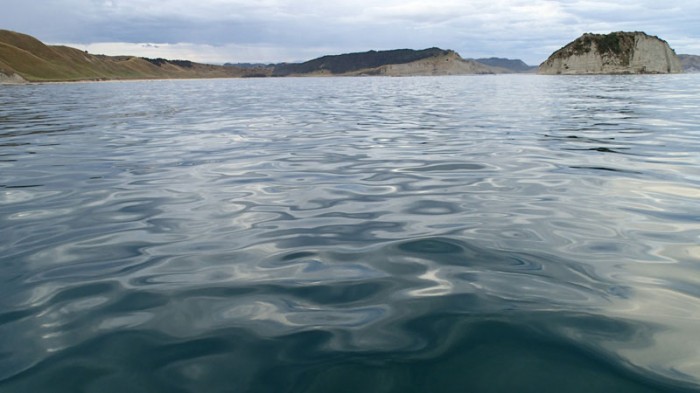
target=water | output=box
[1,75,700,392]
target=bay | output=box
[1,74,700,392]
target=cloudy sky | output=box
[2,0,699,65]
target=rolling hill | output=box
[1,29,534,83]
[0,29,257,82]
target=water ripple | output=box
[2,76,700,391]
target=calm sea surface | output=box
[1,75,700,392]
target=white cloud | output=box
[62,41,361,64]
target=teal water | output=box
[1,75,700,392]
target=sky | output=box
[2,0,699,65]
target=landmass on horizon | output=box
[0,29,697,83]
[539,32,683,74]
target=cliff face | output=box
[272,48,504,76]
[368,52,500,76]
[0,71,27,84]
[272,48,452,76]
[539,32,682,75]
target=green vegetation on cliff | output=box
[539,31,682,75]
[556,32,640,66]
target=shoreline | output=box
[3,72,696,86]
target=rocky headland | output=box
[376,51,498,76]
[539,32,682,75]
[271,49,501,77]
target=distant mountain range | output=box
[225,52,537,76]
[474,57,537,73]
[0,29,696,83]
[260,49,536,76]
[679,54,700,72]
[0,29,532,83]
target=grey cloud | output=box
[1,0,698,65]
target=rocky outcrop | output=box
[272,48,451,76]
[0,71,27,84]
[271,48,504,76]
[539,32,682,75]
[370,51,501,76]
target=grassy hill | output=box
[1,29,520,82]
[0,29,259,82]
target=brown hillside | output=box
[1,28,512,82]
[0,29,255,82]
[0,30,62,61]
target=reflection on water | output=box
[1,75,700,392]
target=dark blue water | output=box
[2,75,700,392]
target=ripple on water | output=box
[2,76,700,392]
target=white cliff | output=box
[297,51,504,77]
[375,51,501,76]
[539,32,682,75]
[0,71,27,84]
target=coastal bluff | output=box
[539,32,682,75]
[270,48,502,76]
